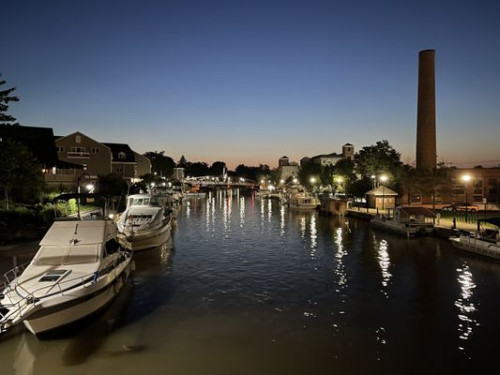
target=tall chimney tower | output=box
[416,49,436,170]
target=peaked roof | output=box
[0,124,82,169]
[398,206,435,217]
[311,152,341,159]
[102,143,136,162]
[366,185,398,196]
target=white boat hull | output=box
[117,222,171,251]
[18,258,132,335]
[371,217,434,238]
[450,235,500,260]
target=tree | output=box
[0,74,19,125]
[210,161,227,176]
[354,140,402,179]
[143,151,175,178]
[298,161,322,190]
[0,138,44,208]
[186,162,210,177]
[97,173,128,197]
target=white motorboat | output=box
[371,206,435,238]
[116,194,173,251]
[449,217,500,260]
[0,219,133,336]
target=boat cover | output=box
[40,220,110,246]
[479,217,500,228]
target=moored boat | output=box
[116,194,173,251]
[449,217,500,260]
[371,206,435,238]
[0,219,133,336]
[288,192,320,210]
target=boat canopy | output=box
[479,217,500,228]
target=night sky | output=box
[2,0,499,169]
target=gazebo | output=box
[366,185,398,210]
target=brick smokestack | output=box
[416,49,436,170]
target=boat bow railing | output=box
[0,252,131,333]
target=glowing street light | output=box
[379,175,388,211]
[461,174,471,222]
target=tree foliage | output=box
[143,151,175,178]
[234,164,270,182]
[354,140,402,179]
[0,74,19,125]
[0,138,44,207]
[97,173,128,197]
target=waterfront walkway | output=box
[346,207,482,232]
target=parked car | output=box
[442,202,480,212]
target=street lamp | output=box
[77,173,93,220]
[461,174,471,223]
[310,177,317,194]
[335,176,344,194]
[380,175,388,211]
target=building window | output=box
[91,147,100,154]
[118,152,126,160]
[56,146,64,152]
[117,167,123,173]
[75,135,81,143]
[473,179,483,195]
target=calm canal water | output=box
[1,190,500,374]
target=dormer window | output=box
[118,152,126,160]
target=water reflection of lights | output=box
[376,239,392,295]
[455,263,478,354]
[206,196,216,231]
[300,217,306,239]
[239,197,245,228]
[280,205,285,237]
[222,192,232,233]
[333,227,347,290]
[310,215,317,255]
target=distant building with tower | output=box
[306,143,355,166]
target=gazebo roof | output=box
[366,185,398,196]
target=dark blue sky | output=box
[2,0,499,168]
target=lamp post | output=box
[461,174,471,223]
[77,174,93,219]
[310,177,316,195]
[380,175,388,213]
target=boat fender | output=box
[93,271,99,284]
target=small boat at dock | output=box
[116,194,173,251]
[371,206,435,238]
[449,217,500,260]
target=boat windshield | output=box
[131,197,150,206]
[33,245,100,265]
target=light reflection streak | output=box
[267,199,272,222]
[333,227,347,291]
[331,226,348,339]
[376,239,392,296]
[239,197,245,228]
[280,205,285,237]
[300,217,306,239]
[455,263,478,355]
[222,191,232,233]
[260,197,265,223]
[310,214,317,257]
